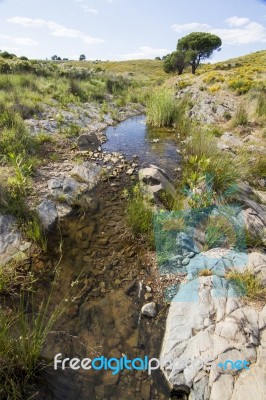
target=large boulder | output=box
[160,276,265,399]
[77,132,101,151]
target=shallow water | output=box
[104,115,180,176]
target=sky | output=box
[0,0,266,61]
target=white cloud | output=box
[225,16,250,27]
[82,35,104,44]
[0,33,38,46]
[171,17,266,45]
[172,22,211,33]
[119,46,171,60]
[81,5,98,14]
[8,16,104,45]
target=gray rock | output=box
[141,302,157,318]
[77,132,101,151]
[71,162,101,189]
[176,232,200,254]
[36,199,58,230]
[160,276,259,396]
[210,374,234,400]
[240,208,266,243]
[245,252,266,285]
[0,214,29,267]
[139,165,175,201]
[220,132,243,148]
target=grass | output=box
[146,89,178,127]
[0,295,63,399]
[203,215,237,251]
[256,89,266,117]
[232,103,249,127]
[198,269,213,277]
[126,184,154,247]
[183,129,247,198]
[226,270,266,301]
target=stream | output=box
[37,115,180,400]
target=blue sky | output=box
[0,0,266,61]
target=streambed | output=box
[37,115,180,400]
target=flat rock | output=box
[71,162,101,189]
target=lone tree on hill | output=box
[79,54,86,61]
[177,32,222,74]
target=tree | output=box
[177,32,222,74]
[155,56,161,60]
[163,50,186,75]
[79,54,86,61]
[51,55,58,60]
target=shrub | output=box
[208,84,221,93]
[228,78,253,95]
[203,72,225,84]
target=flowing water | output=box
[37,115,180,400]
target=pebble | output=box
[141,302,157,318]
[182,257,190,266]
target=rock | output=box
[36,199,58,230]
[176,232,200,254]
[231,366,266,400]
[245,252,266,285]
[210,374,234,400]
[141,302,157,318]
[0,214,29,267]
[220,132,243,148]
[56,203,73,219]
[139,165,175,201]
[126,168,134,175]
[160,276,259,396]
[240,208,266,243]
[182,257,190,266]
[77,132,101,151]
[217,141,230,151]
[71,162,102,188]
